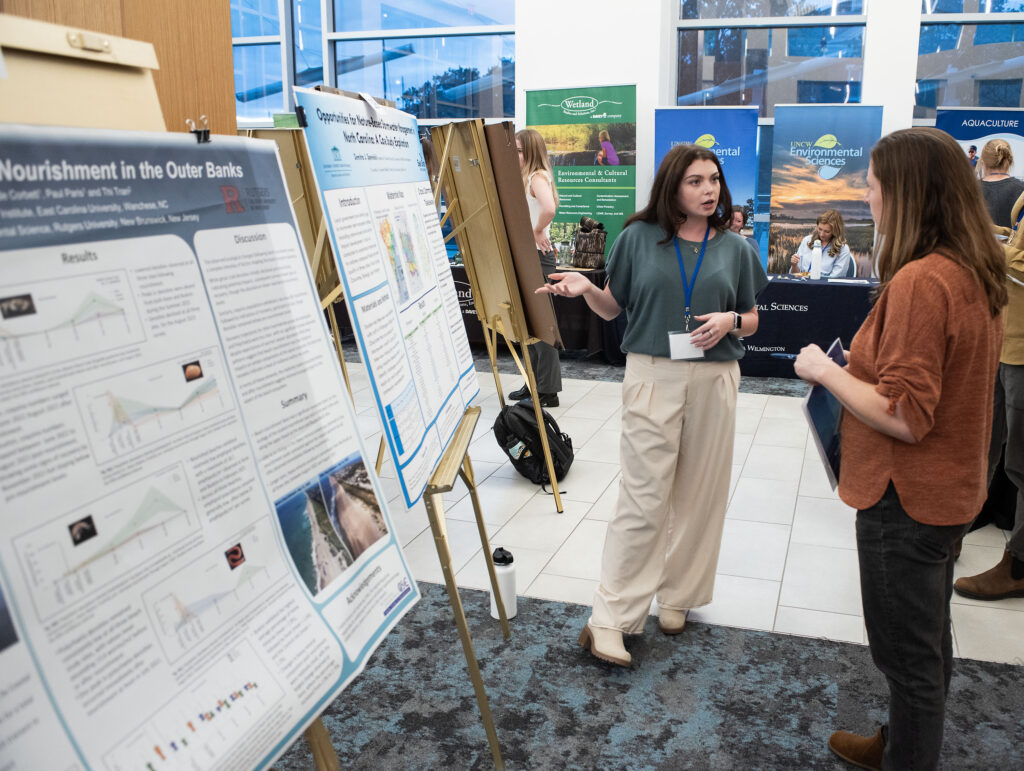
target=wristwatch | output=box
[733,312,742,330]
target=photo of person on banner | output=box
[789,210,854,278]
[767,106,881,276]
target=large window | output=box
[331,1,514,120]
[231,0,289,122]
[677,8,867,118]
[680,0,864,19]
[916,3,1024,117]
[231,0,514,124]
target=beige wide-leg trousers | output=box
[591,353,739,634]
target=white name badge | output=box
[668,331,705,360]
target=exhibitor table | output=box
[742,275,876,378]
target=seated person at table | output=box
[729,206,761,260]
[789,210,853,278]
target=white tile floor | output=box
[345,364,1024,667]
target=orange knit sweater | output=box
[839,254,1003,525]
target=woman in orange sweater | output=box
[795,128,1006,771]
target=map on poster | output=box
[293,87,479,507]
[0,125,418,771]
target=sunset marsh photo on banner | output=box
[768,105,882,276]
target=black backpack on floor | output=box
[493,404,574,485]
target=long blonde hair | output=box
[516,128,559,207]
[871,127,1007,317]
[807,209,847,258]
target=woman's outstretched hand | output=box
[535,271,591,298]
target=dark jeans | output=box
[856,483,967,771]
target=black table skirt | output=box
[450,264,624,362]
[741,276,875,378]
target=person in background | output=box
[595,129,619,166]
[954,188,1024,603]
[790,209,853,278]
[507,128,562,408]
[968,144,978,168]
[795,128,1006,771]
[978,138,1024,228]
[729,205,761,261]
[538,144,766,667]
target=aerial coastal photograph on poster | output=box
[275,453,387,598]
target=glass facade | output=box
[916,22,1024,117]
[336,34,514,119]
[921,0,1024,12]
[231,0,281,36]
[335,0,513,31]
[680,0,865,20]
[678,26,864,117]
[233,44,286,120]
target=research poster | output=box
[768,105,882,275]
[293,88,478,508]
[936,107,1024,179]
[0,125,417,770]
[654,107,760,262]
[526,84,636,256]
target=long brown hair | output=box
[808,209,848,258]
[871,127,1007,317]
[516,128,559,207]
[625,143,732,243]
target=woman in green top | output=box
[539,144,767,666]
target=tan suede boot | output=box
[828,727,884,770]
[657,607,687,635]
[577,623,631,667]
[953,548,1024,600]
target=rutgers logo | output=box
[220,185,245,213]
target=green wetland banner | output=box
[526,84,636,260]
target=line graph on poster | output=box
[74,347,234,464]
[101,640,286,771]
[0,269,145,374]
[143,517,290,661]
[13,464,200,622]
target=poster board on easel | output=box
[431,119,566,513]
[0,13,165,130]
[0,21,380,768]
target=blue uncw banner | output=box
[654,107,759,261]
[768,105,881,274]
[936,107,1024,177]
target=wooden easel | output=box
[284,91,512,768]
[431,121,565,513]
[421,405,509,769]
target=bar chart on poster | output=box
[0,125,419,770]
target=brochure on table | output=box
[0,125,417,770]
[293,87,479,507]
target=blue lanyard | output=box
[674,225,710,331]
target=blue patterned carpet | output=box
[274,583,1022,770]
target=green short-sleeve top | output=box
[605,221,768,361]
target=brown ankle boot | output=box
[828,727,884,770]
[953,548,1024,601]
